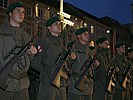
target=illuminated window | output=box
[0,0,8,8]
[91,25,94,34]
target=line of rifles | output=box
[0,32,131,94]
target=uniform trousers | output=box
[0,88,29,100]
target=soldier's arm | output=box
[23,31,38,60]
[94,52,103,69]
[111,58,124,82]
[30,36,47,73]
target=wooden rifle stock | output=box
[106,66,116,94]
[50,40,75,88]
[120,66,131,89]
[74,57,95,92]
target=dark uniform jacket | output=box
[35,32,66,86]
[126,57,133,91]
[111,53,132,100]
[0,17,31,91]
[93,48,110,99]
[111,53,132,90]
[68,40,93,95]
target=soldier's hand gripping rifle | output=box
[49,40,75,88]
[120,65,131,89]
[0,32,40,85]
[106,66,116,94]
[74,57,95,92]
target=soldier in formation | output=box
[0,2,37,100]
[68,28,98,100]
[111,42,132,100]
[93,36,111,100]
[0,2,133,100]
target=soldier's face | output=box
[49,21,62,35]
[10,7,25,23]
[131,51,133,58]
[117,45,125,54]
[79,32,89,42]
[100,40,109,48]
[128,51,133,58]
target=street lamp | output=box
[107,30,110,34]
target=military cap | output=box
[75,28,88,35]
[115,42,125,48]
[89,46,95,50]
[6,2,24,14]
[126,48,133,53]
[46,16,60,27]
[96,36,107,45]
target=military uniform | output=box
[28,67,40,100]
[111,53,131,100]
[93,37,111,100]
[0,17,31,100]
[110,43,132,100]
[35,30,68,100]
[28,38,42,100]
[68,40,94,100]
[125,48,133,100]
[126,56,133,100]
[129,58,133,100]
[88,46,96,59]
[93,47,110,100]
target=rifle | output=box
[74,57,95,92]
[0,32,40,87]
[3,46,22,61]
[49,40,75,88]
[80,58,90,72]
[120,65,131,89]
[106,66,116,94]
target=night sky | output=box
[64,0,133,24]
